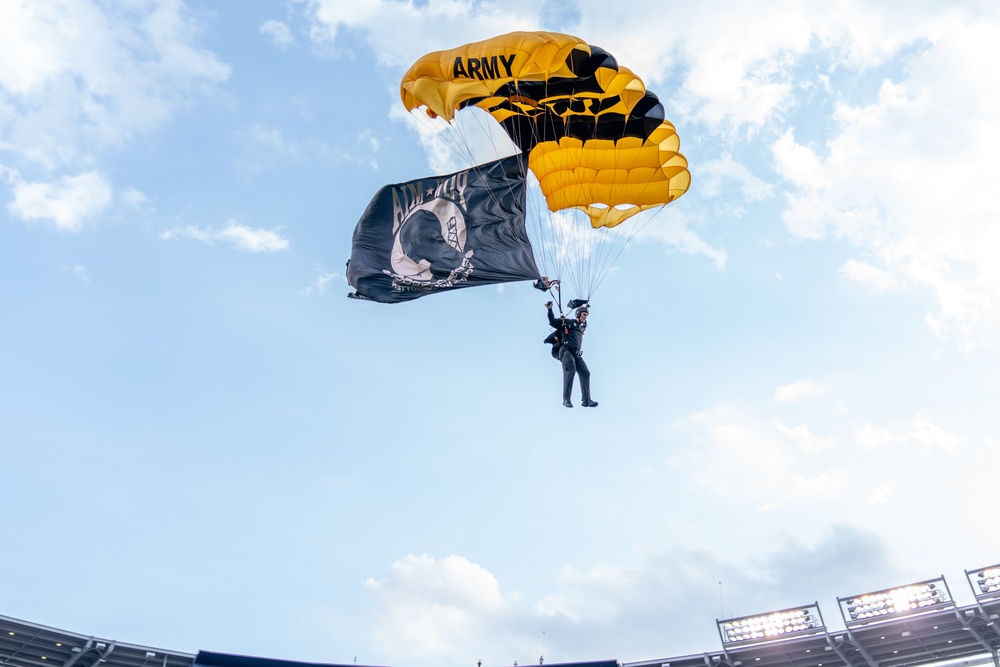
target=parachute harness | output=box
[551,281,563,316]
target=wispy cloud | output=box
[774,378,827,403]
[160,219,289,252]
[302,265,342,296]
[0,0,230,241]
[698,155,774,202]
[8,171,112,231]
[854,410,962,452]
[260,20,293,50]
[686,405,848,506]
[769,14,1000,349]
[358,529,897,666]
[62,264,90,283]
[0,0,230,170]
[840,259,902,291]
[364,554,521,663]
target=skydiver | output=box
[546,301,598,408]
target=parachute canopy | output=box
[400,31,690,229]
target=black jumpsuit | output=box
[547,308,592,404]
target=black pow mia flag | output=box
[347,155,539,303]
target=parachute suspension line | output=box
[570,81,630,300]
[528,78,558,290]
[407,109,477,171]
[550,281,563,316]
[588,115,689,296]
[585,115,626,298]
[599,91,645,295]
[521,78,566,292]
[582,83,670,299]
[547,78,592,302]
[574,109,616,300]
[583,113,608,298]
[566,109,587,299]
[589,205,665,296]
[528,173,557,283]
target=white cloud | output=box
[359,533,898,666]
[364,554,524,663]
[352,128,381,170]
[568,3,827,132]
[772,420,837,454]
[249,125,305,160]
[304,0,536,67]
[0,0,77,95]
[218,221,289,252]
[840,258,902,290]
[697,155,774,202]
[360,551,724,664]
[0,0,229,229]
[675,396,979,521]
[8,171,112,231]
[0,0,230,167]
[121,186,151,211]
[637,212,729,270]
[302,265,341,296]
[234,125,306,175]
[854,410,962,452]
[687,406,847,506]
[772,130,825,196]
[569,2,969,134]
[770,9,1000,349]
[774,378,827,403]
[237,124,382,174]
[62,263,90,283]
[260,20,293,49]
[391,104,516,175]
[160,219,289,252]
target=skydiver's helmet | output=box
[576,306,590,318]
[399,209,464,279]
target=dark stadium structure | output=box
[3,564,999,667]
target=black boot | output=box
[563,400,573,408]
[582,399,599,407]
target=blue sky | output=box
[2,1,1000,666]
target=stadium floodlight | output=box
[718,604,825,646]
[965,564,1000,601]
[839,577,952,625]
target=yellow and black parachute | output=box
[349,31,690,304]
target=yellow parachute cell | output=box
[528,121,691,228]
